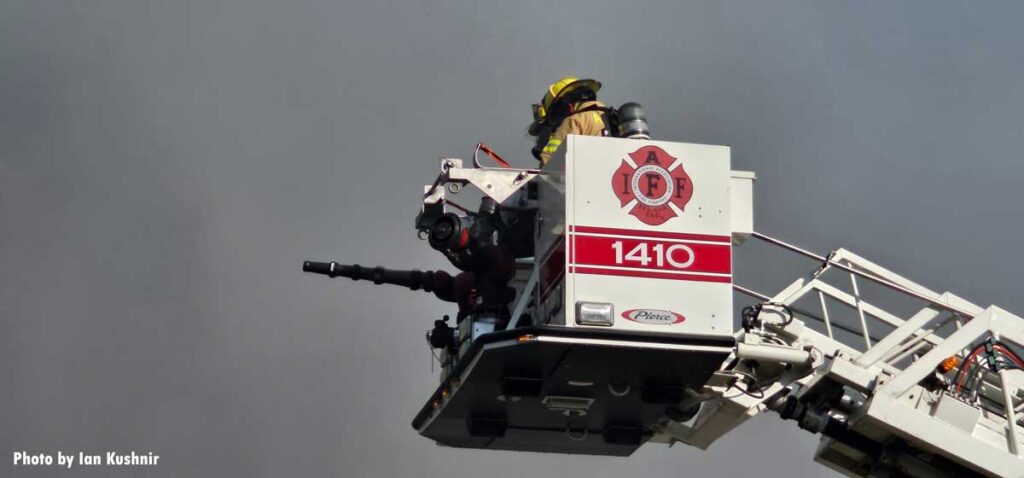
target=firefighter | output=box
[528,76,610,165]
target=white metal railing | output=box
[734,232,1024,459]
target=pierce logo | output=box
[621,309,686,325]
[612,145,693,226]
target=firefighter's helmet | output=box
[529,76,601,136]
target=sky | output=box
[2,1,1023,476]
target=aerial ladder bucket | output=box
[305,135,1024,477]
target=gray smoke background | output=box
[3,1,1023,476]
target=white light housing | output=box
[575,302,614,326]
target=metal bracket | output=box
[447,167,538,204]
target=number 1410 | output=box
[611,241,695,269]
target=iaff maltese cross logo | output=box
[612,145,693,226]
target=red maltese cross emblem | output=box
[611,145,693,226]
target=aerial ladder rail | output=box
[676,231,1024,477]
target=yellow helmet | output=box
[539,76,602,120]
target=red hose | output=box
[955,348,984,393]
[476,143,511,168]
[995,344,1024,368]
[955,344,1024,394]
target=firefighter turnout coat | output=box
[539,100,608,165]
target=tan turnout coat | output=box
[539,100,607,165]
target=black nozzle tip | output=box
[303,260,333,276]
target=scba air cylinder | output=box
[616,102,650,139]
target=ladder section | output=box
[664,232,1024,478]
